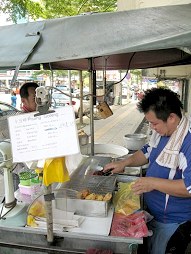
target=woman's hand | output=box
[131,177,155,195]
[103,160,126,174]
[132,177,191,197]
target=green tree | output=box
[42,0,117,18]
[32,69,90,88]
[1,0,45,23]
[1,0,117,23]
[130,69,142,86]
[0,0,116,89]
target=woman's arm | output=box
[103,150,148,174]
[132,177,191,197]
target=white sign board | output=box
[8,106,80,162]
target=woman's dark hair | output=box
[20,82,39,99]
[137,87,183,121]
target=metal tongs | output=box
[101,169,113,176]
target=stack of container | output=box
[18,171,42,198]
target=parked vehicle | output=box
[55,85,70,92]
[0,102,20,116]
[52,92,90,118]
[0,86,10,94]
[0,102,20,139]
[52,92,72,107]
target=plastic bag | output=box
[110,211,151,238]
[113,182,140,215]
[27,196,46,227]
[86,249,113,254]
[43,157,70,186]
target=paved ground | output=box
[77,100,145,147]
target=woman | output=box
[11,90,17,108]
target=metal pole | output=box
[79,70,83,125]
[68,70,72,105]
[44,184,54,244]
[120,70,122,105]
[88,58,94,156]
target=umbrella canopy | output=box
[0,4,191,70]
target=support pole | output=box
[68,70,72,105]
[44,185,54,244]
[79,70,83,126]
[88,58,94,156]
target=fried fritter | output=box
[80,189,90,199]
[95,194,104,201]
[85,193,96,200]
[103,193,112,201]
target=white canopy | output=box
[0,4,191,70]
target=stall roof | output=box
[0,4,191,70]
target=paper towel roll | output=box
[0,140,12,168]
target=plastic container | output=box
[19,184,42,197]
[123,134,147,150]
[19,172,37,186]
[19,184,33,196]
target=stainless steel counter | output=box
[0,156,143,254]
[0,225,142,254]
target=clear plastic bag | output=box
[113,182,140,215]
[110,211,152,238]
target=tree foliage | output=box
[1,0,117,23]
[42,0,117,18]
[0,0,117,85]
[1,0,45,23]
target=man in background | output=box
[19,82,39,112]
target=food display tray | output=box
[55,197,110,217]
[55,176,116,217]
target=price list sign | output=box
[8,106,80,162]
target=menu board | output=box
[8,106,80,162]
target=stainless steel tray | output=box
[55,197,110,217]
[55,176,116,217]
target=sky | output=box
[0,12,28,26]
[0,13,13,26]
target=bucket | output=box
[123,133,147,151]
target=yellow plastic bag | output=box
[27,198,46,227]
[43,157,70,186]
[113,182,140,215]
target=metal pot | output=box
[78,133,89,146]
[123,133,147,150]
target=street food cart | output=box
[0,100,144,254]
[0,156,143,254]
[0,3,191,253]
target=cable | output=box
[99,52,136,98]
[45,53,136,112]
[113,52,136,85]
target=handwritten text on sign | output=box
[8,106,80,162]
